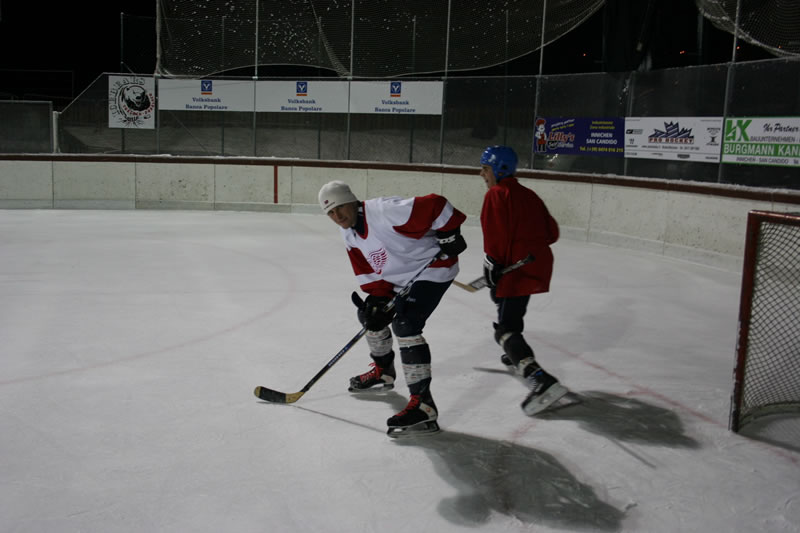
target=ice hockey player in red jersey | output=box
[318,180,467,437]
[479,145,568,415]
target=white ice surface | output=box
[0,209,798,533]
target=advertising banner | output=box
[158,79,255,112]
[155,79,443,115]
[108,75,155,129]
[256,80,350,113]
[624,117,723,162]
[533,118,624,156]
[348,81,443,115]
[722,117,800,167]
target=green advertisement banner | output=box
[722,117,800,167]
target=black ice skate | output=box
[386,394,440,438]
[521,368,568,416]
[348,362,395,393]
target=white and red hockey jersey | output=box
[340,194,467,298]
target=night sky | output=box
[0,0,774,107]
[0,1,155,103]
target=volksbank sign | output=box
[348,81,443,115]
[256,80,350,113]
[158,79,255,112]
[158,79,443,115]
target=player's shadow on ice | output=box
[350,392,624,530]
[474,367,699,449]
[393,431,625,531]
[536,390,700,449]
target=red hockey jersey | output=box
[341,194,466,298]
[480,178,559,297]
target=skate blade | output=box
[521,383,569,416]
[348,383,395,394]
[387,421,440,439]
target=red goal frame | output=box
[730,210,800,432]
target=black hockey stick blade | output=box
[453,254,535,293]
[254,386,305,404]
[253,253,445,405]
[253,328,366,404]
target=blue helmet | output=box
[480,145,518,180]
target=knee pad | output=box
[392,315,423,338]
[398,334,428,358]
[366,327,393,356]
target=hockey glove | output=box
[436,227,467,257]
[351,292,395,331]
[483,254,504,289]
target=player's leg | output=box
[386,281,450,433]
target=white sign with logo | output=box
[348,81,444,115]
[624,117,723,162]
[722,117,800,167]
[256,80,350,113]
[108,75,155,129]
[158,79,255,112]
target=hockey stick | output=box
[254,252,445,404]
[452,254,535,293]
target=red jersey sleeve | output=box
[393,194,466,239]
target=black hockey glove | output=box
[483,254,504,289]
[351,292,395,331]
[436,227,467,257]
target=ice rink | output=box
[1,208,798,533]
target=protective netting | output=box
[0,101,52,153]
[732,212,800,430]
[156,0,604,77]
[697,0,800,57]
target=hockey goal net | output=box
[729,210,800,432]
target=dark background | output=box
[0,0,774,109]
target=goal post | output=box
[730,210,800,432]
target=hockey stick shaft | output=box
[255,327,367,403]
[498,253,535,276]
[254,252,444,404]
[452,253,534,292]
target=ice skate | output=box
[348,362,395,393]
[386,394,440,438]
[521,367,568,415]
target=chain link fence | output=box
[0,100,53,153]
[3,56,779,189]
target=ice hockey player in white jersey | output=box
[318,180,467,437]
